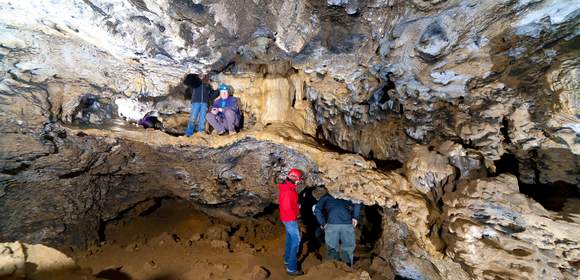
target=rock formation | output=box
[0,0,578,279]
[0,241,96,279]
[443,175,580,280]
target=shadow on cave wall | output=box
[494,152,579,214]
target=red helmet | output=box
[288,168,303,182]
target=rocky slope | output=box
[1,0,579,279]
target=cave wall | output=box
[0,126,323,248]
[1,0,579,279]
[1,1,577,185]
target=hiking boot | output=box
[286,270,304,276]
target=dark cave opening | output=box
[315,127,404,173]
[519,181,579,213]
[358,205,384,257]
[373,159,403,172]
[394,276,416,280]
[494,152,579,213]
[494,152,519,175]
[368,151,403,171]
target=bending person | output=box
[314,193,361,266]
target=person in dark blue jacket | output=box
[314,194,362,266]
[185,74,217,136]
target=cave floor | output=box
[72,199,369,280]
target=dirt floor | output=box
[72,199,374,280]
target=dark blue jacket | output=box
[190,84,216,104]
[314,194,362,225]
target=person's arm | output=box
[352,203,362,227]
[231,97,241,113]
[314,196,327,226]
[291,192,300,220]
[353,203,362,220]
[209,99,219,114]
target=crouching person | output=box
[138,111,163,130]
[206,84,241,135]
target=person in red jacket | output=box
[278,168,304,276]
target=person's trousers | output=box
[185,102,208,136]
[324,224,355,265]
[283,221,301,272]
[206,108,238,133]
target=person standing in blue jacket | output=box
[185,74,216,136]
[314,193,362,266]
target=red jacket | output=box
[278,180,299,222]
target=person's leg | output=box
[185,103,197,136]
[324,224,340,261]
[339,224,356,266]
[206,112,225,134]
[223,109,237,133]
[284,225,291,265]
[196,103,208,133]
[190,102,202,133]
[284,221,301,272]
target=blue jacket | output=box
[314,194,362,225]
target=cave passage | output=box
[74,196,387,279]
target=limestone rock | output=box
[443,174,580,280]
[247,265,269,280]
[0,1,578,279]
[437,141,487,181]
[233,241,254,253]
[1,0,577,186]
[0,242,25,278]
[210,240,229,249]
[189,233,202,242]
[205,225,230,241]
[25,243,79,279]
[404,145,456,201]
[0,242,95,280]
